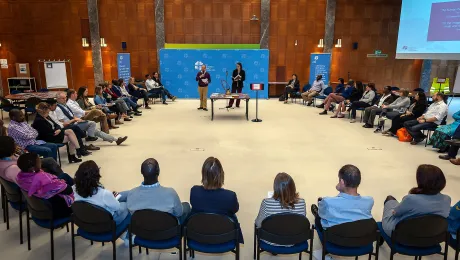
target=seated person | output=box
[103,82,135,117]
[283,74,300,104]
[362,86,395,128]
[428,109,460,153]
[374,89,411,133]
[190,156,243,242]
[331,80,364,118]
[55,92,128,146]
[119,78,149,110]
[439,126,460,165]
[311,164,374,230]
[319,80,354,116]
[111,79,142,115]
[381,164,451,237]
[153,72,177,101]
[73,160,130,224]
[67,89,110,133]
[316,77,345,109]
[7,109,58,160]
[255,172,306,227]
[349,83,376,123]
[404,92,448,145]
[127,77,151,109]
[16,153,74,219]
[382,92,427,136]
[76,87,117,129]
[301,74,324,106]
[32,102,83,163]
[145,74,168,105]
[94,86,127,125]
[448,201,460,239]
[119,158,190,224]
[0,136,66,184]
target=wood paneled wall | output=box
[269,0,326,83]
[332,0,422,91]
[164,0,261,44]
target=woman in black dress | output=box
[227,62,246,108]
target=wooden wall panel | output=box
[164,0,261,44]
[269,0,326,83]
[333,0,421,91]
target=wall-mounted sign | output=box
[367,54,388,58]
[0,59,7,65]
[0,64,7,69]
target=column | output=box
[155,0,165,69]
[419,60,432,92]
[87,0,104,86]
[323,0,337,53]
[260,0,270,49]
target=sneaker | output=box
[313,250,334,260]
[374,127,382,133]
[203,108,208,111]
[350,119,356,123]
[163,102,168,105]
[439,154,453,160]
[116,136,128,145]
[85,136,98,142]
[172,96,177,101]
[330,115,338,118]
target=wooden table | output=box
[5,92,61,101]
[210,93,250,121]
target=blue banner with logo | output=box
[159,49,269,99]
[309,53,331,86]
[117,53,131,84]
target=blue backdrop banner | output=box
[309,53,331,86]
[117,53,131,84]
[159,49,269,99]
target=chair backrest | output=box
[324,218,378,247]
[71,201,114,233]
[25,97,42,108]
[0,176,22,204]
[259,213,312,246]
[391,86,400,91]
[302,84,311,92]
[392,215,448,247]
[131,209,180,241]
[20,190,53,220]
[185,213,239,245]
[323,87,333,96]
[372,93,381,105]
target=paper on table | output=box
[201,78,208,84]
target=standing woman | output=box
[227,62,246,108]
[196,64,211,111]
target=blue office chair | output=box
[377,215,449,260]
[313,87,333,106]
[0,176,26,244]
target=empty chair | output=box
[378,215,449,260]
[71,201,131,260]
[21,190,71,260]
[0,176,25,244]
[316,219,379,260]
[128,209,182,260]
[255,213,314,259]
[24,97,42,122]
[184,213,240,260]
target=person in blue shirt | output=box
[311,164,374,230]
[448,201,460,239]
[334,78,345,94]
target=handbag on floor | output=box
[396,127,413,142]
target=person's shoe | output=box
[410,138,424,145]
[68,154,83,163]
[172,96,177,101]
[311,205,319,218]
[306,102,313,106]
[115,120,124,125]
[337,113,345,118]
[437,147,449,153]
[316,104,325,108]
[197,107,203,110]
[135,105,142,110]
[226,105,232,108]
[330,115,338,118]
[85,136,98,142]
[362,124,367,128]
[109,125,119,129]
[163,101,168,105]
[382,130,390,135]
[134,112,142,116]
[85,144,100,151]
[319,110,327,115]
[203,108,208,111]
[124,117,132,121]
[329,105,335,112]
[450,158,460,165]
[144,105,151,109]
[374,127,382,133]
[439,154,454,160]
[78,149,92,156]
[127,111,134,116]
[350,119,356,123]
[364,124,373,128]
[116,136,128,145]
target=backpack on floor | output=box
[279,95,285,102]
[396,127,413,142]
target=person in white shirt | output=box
[66,90,110,133]
[55,92,128,146]
[145,74,168,105]
[404,92,448,145]
[301,74,325,106]
[362,86,395,128]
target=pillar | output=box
[324,0,337,53]
[155,0,165,69]
[260,0,270,49]
[87,0,104,86]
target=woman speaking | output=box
[227,62,246,108]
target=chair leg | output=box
[26,210,31,250]
[50,228,55,260]
[5,200,9,230]
[138,246,141,254]
[299,252,302,259]
[236,242,240,260]
[91,240,93,245]
[57,148,62,167]
[102,242,105,246]
[183,237,187,260]
[253,226,256,259]
[71,222,76,260]
[128,230,133,260]
[19,207,23,244]
[455,249,458,260]
[66,223,69,232]
[355,256,358,260]
[112,241,116,260]
[146,248,149,255]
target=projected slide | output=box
[396,0,460,59]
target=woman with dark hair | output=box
[111,79,142,115]
[349,83,376,123]
[32,102,82,163]
[74,160,130,224]
[76,86,118,129]
[127,77,151,109]
[283,74,300,104]
[382,92,427,136]
[16,153,74,218]
[227,63,246,108]
[190,156,243,242]
[95,85,130,124]
[381,164,451,236]
[255,172,305,227]
[153,72,177,102]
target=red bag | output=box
[396,127,413,142]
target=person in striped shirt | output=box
[255,172,306,228]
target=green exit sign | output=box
[375,50,382,55]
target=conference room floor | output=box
[1,98,460,260]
